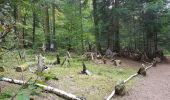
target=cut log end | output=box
[16,67,23,72]
[16,63,30,72]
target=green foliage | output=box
[16,90,30,100]
[0,0,169,54]
[0,92,12,99]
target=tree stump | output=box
[105,49,113,59]
[53,54,60,65]
[0,66,5,72]
[81,62,91,75]
[137,65,146,76]
[37,54,48,72]
[154,57,161,63]
[152,60,157,67]
[113,60,121,67]
[115,81,126,96]
[103,59,107,64]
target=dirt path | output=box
[115,60,170,100]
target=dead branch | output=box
[106,90,115,100]
[0,77,82,100]
[67,51,71,58]
[124,73,138,83]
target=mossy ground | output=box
[0,50,139,100]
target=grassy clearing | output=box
[0,50,138,100]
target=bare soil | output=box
[115,57,170,100]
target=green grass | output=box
[0,50,137,100]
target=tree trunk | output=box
[114,0,120,52]
[22,14,26,48]
[44,5,50,51]
[51,3,56,51]
[92,0,101,53]
[32,11,36,47]
[13,3,24,49]
[79,0,84,52]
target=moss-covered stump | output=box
[115,81,126,96]
[0,66,5,72]
[137,66,146,76]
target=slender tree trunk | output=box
[51,3,56,51]
[92,0,101,53]
[114,0,120,52]
[44,5,50,51]
[13,3,24,49]
[79,0,84,52]
[22,14,26,48]
[17,5,24,49]
[107,0,114,51]
[32,11,36,47]
[13,4,17,35]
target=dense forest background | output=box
[0,0,170,59]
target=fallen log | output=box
[145,63,154,71]
[124,73,138,83]
[0,77,82,100]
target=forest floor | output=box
[0,50,141,100]
[115,57,170,100]
[1,50,170,100]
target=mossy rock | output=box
[115,81,126,96]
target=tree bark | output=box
[92,0,101,53]
[44,5,50,51]
[114,0,120,52]
[51,3,56,51]
[32,11,36,47]
[79,0,84,52]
